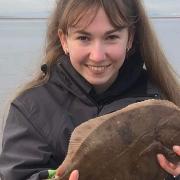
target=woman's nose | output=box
[89,42,106,62]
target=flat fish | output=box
[49,99,180,180]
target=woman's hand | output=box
[157,145,180,177]
[56,164,79,180]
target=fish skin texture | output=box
[49,100,180,180]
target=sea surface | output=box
[0,18,180,145]
[0,19,46,104]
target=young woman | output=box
[0,0,179,179]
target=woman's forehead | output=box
[69,7,99,29]
[68,7,126,32]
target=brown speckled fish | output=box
[48,99,180,180]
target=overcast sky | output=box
[0,0,180,18]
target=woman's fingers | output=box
[157,154,176,173]
[157,145,180,177]
[69,170,79,180]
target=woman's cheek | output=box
[108,47,127,61]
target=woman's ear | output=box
[58,29,68,54]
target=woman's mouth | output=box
[86,64,111,73]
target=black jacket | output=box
[0,55,177,180]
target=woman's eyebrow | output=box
[73,30,91,35]
[105,27,126,35]
[70,26,126,35]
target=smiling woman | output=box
[0,0,179,180]
[59,8,134,93]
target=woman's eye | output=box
[77,36,89,41]
[106,35,119,40]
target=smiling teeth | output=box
[87,65,110,72]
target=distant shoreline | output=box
[151,16,180,19]
[0,16,180,20]
[0,17,47,20]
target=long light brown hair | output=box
[15,0,180,106]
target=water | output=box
[0,19,47,147]
[0,18,180,143]
[0,19,46,106]
[0,18,180,107]
[152,18,180,72]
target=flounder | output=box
[49,99,180,180]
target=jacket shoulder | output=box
[14,85,51,117]
[12,84,74,150]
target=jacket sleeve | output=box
[0,103,59,180]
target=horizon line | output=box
[0,16,180,20]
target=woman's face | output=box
[59,8,134,93]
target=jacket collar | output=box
[92,52,144,103]
[49,53,144,104]
[50,55,94,104]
